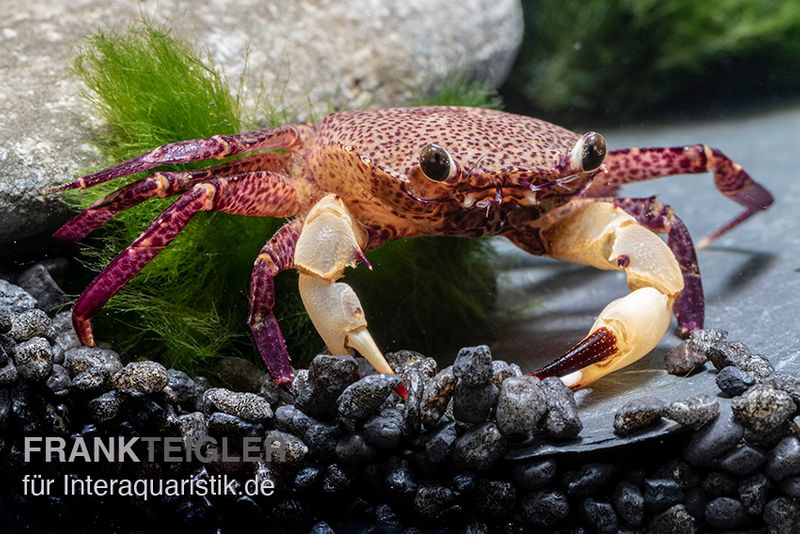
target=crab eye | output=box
[419,143,454,181]
[579,132,607,172]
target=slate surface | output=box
[492,103,800,457]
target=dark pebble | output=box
[69,367,110,394]
[86,391,123,423]
[424,421,457,464]
[8,309,52,342]
[401,368,424,437]
[296,355,359,419]
[664,341,707,376]
[613,480,644,527]
[519,490,569,527]
[125,397,166,431]
[718,444,765,475]
[385,349,437,379]
[780,475,800,498]
[701,471,737,497]
[613,397,665,435]
[12,337,53,381]
[649,504,697,534]
[704,496,748,529]
[540,376,582,438]
[739,473,771,514]
[663,395,719,428]
[475,479,517,517]
[293,466,321,492]
[362,407,404,449]
[707,340,774,378]
[494,376,546,435]
[763,496,800,532]
[715,365,757,397]
[113,361,169,397]
[420,367,457,427]
[683,487,709,520]
[206,412,263,438]
[653,457,700,489]
[385,457,417,503]
[320,463,351,495]
[335,433,376,464]
[732,384,796,433]
[764,372,800,405]
[17,264,68,314]
[0,279,36,313]
[337,374,399,420]
[374,503,402,532]
[453,382,498,424]
[580,498,617,534]
[451,473,477,494]
[490,359,521,388]
[304,421,342,461]
[274,404,315,436]
[63,346,122,376]
[0,346,18,385]
[449,422,506,471]
[453,345,493,387]
[684,406,743,465]
[511,459,557,491]
[178,412,208,447]
[203,388,273,423]
[643,478,684,512]
[166,369,196,405]
[266,430,307,465]
[309,521,335,534]
[565,463,615,498]
[765,436,800,481]
[45,364,70,397]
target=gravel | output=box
[731,383,796,433]
[452,345,493,387]
[663,395,719,428]
[452,382,498,424]
[519,490,570,527]
[613,397,665,435]
[449,422,506,471]
[613,480,644,527]
[204,388,273,423]
[337,374,399,420]
[511,459,557,491]
[494,376,546,435]
[684,406,744,465]
[113,361,169,396]
[539,376,582,438]
[420,367,457,427]
[580,498,618,534]
[715,365,758,397]
[704,496,749,528]
[643,478,684,512]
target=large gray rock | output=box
[0,0,523,248]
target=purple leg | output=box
[54,153,292,242]
[45,124,307,193]
[583,144,774,246]
[615,196,703,336]
[248,220,303,386]
[72,172,299,347]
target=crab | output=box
[48,106,773,389]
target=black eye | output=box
[580,132,607,172]
[419,144,453,181]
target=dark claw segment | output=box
[529,327,618,381]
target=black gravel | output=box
[2,272,800,531]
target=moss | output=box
[507,0,800,121]
[67,23,499,372]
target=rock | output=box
[362,407,404,449]
[296,355,359,419]
[706,340,774,378]
[266,430,307,466]
[564,463,615,498]
[335,433,376,465]
[337,374,399,420]
[303,421,342,462]
[763,496,800,533]
[203,388,273,423]
[653,457,700,489]
[212,357,262,392]
[63,346,122,376]
[704,497,748,529]
[16,264,69,313]
[731,384,796,433]
[519,490,569,527]
[165,369,196,405]
[540,376,582,438]
[450,422,506,470]
[44,364,70,397]
[664,341,707,376]
[701,471,737,497]
[0,280,36,313]
[718,444,765,476]
[739,473,770,514]
[420,367,457,427]
[580,498,617,534]
[401,368,424,437]
[424,421,458,464]
[309,522,334,534]
[715,365,757,397]
[764,372,800,405]
[0,0,523,248]
[86,391,123,423]
[452,381,498,424]
[780,475,800,499]
[663,395,719,428]
[414,485,457,520]
[385,350,437,379]
[69,367,110,394]
[475,479,517,517]
[293,466,321,492]
[494,376,546,435]
[765,436,800,481]
[178,412,209,448]
[649,504,697,534]
[511,459,557,491]
[113,361,169,396]
[0,346,19,385]
[385,457,417,503]
[613,481,644,527]
[12,336,53,381]
[690,328,728,351]
[274,405,315,437]
[8,309,51,341]
[453,345,493,386]
[613,397,665,435]
[684,406,744,465]
[207,412,263,438]
[642,478,684,512]
[374,504,402,532]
